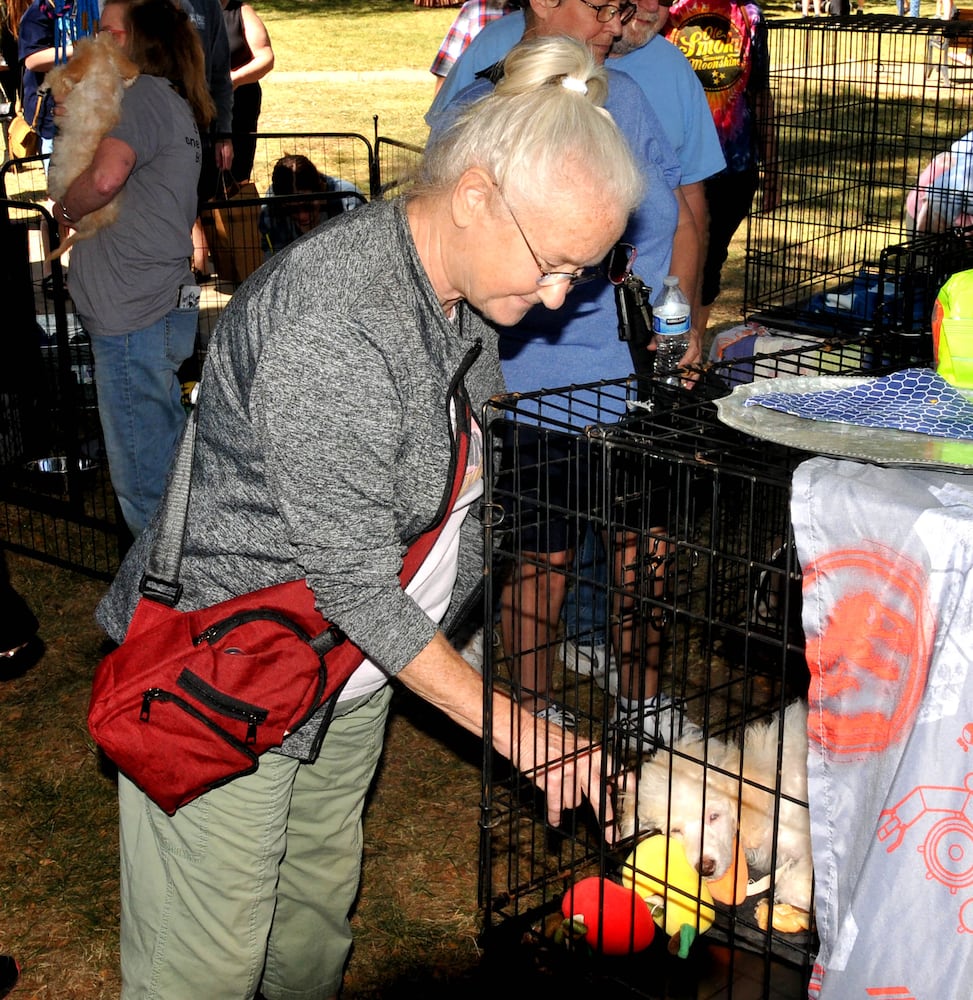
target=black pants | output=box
[701,166,761,307]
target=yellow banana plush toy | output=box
[621,836,716,958]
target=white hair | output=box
[418,35,644,215]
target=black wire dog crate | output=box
[478,338,916,998]
[746,16,973,341]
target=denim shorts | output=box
[496,423,672,553]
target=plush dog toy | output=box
[44,32,140,260]
[559,876,656,955]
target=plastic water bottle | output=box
[652,275,691,385]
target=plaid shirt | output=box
[430,0,512,78]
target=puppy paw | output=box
[754,899,810,934]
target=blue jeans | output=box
[562,523,609,644]
[89,305,197,535]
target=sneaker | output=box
[561,636,618,695]
[534,703,577,730]
[455,625,484,673]
[615,693,703,754]
[0,955,19,1000]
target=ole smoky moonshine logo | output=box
[671,13,745,93]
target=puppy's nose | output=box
[699,857,717,877]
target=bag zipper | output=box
[142,671,269,744]
[137,688,260,778]
[193,608,314,648]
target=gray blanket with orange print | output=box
[791,456,973,1000]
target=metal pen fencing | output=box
[0,127,423,578]
[746,15,973,341]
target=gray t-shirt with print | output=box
[69,75,201,336]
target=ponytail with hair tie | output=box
[559,75,588,95]
[419,35,643,216]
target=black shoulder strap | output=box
[475,60,505,85]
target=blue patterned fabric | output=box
[745,368,973,441]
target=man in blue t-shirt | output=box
[430,5,710,749]
[429,4,726,728]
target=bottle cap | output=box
[663,275,678,286]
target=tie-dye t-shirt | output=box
[665,0,769,174]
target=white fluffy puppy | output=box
[619,701,813,928]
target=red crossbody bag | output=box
[88,399,470,814]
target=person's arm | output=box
[231,4,274,88]
[396,631,613,830]
[429,8,466,92]
[23,44,71,73]
[666,185,703,367]
[753,88,780,212]
[257,306,611,833]
[52,135,136,226]
[678,179,709,324]
[749,18,779,213]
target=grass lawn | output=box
[254,0,910,144]
[257,0,458,145]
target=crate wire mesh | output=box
[746,16,973,337]
[874,224,973,340]
[474,17,973,992]
[479,337,917,996]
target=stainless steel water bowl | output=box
[24,456,98,491]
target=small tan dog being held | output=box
[618,700,814,934]
[45,32,139,261]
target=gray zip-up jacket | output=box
[96,199,504,753]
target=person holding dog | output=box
[52,0,215,537]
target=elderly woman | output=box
[52,0,214,537]
[93,35,643,1000]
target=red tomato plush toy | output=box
[560,877,656,955]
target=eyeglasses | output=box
[97,26,128,40]
[577,0,638,24]
[495,186,592,287]
[604,242,637,284]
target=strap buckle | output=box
[138,573,183,607]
